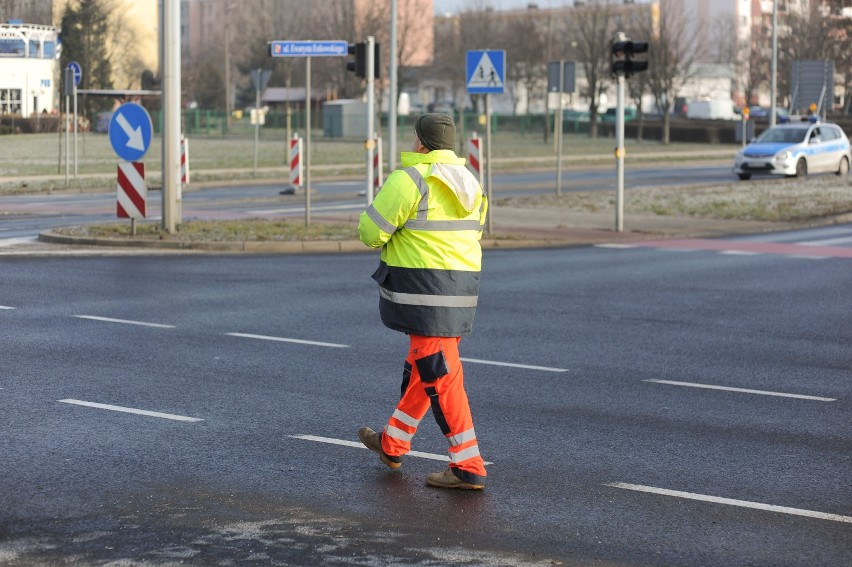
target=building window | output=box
[0,89,22,114]
[0,38,25,56]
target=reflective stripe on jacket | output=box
[358,150,487,337]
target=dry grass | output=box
[497,174,852,222]
[58,219,358,242]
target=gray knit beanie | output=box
[414,113,456,151]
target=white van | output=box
[686,100,737,120]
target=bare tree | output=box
[639,0,697,144]
[570,0,616,139]
[778,4,849,112]
[504,9,549,115]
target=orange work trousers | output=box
[380,334,487,485]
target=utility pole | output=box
[388,0,398,172]
[769,0,778,128]
[225,2,232,131]
[162,0,181,233]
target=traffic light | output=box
[611,40,649,78]
[346,41,380,79]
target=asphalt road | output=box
[0,163,734,240]
[2,226,850,565]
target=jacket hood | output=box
[427,162,481,213]
[400,150,481,213]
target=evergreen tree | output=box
[60,0,113,116]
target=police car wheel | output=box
[837,157,849,176]
[795,158,807,178]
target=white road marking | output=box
[461,357,568,373]
[799,235,852,246]
[73,315,176,329]
[594,244,637,249]
[0,306,16,310]
[288,434,493,465]
[226,332,349,348]
[644,379,835,402]
[606,482,852,524]
[0,236,38,248]
[58,399,203,422]
[720,250,761,256]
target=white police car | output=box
[733,120,851,180]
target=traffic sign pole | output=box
[485,94,493,236]
[268,40,349,226]
[73,81,78,179]
[305,57,311,227]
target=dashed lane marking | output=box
[0,306,16,310]
[644,379,836,402]
[460,357,568,373]
[73,315,176,329]
[226,332,349,348]
[606,482,852,524]
[630,239,852,259]
[58,399,203,422]
[289,434,494,465]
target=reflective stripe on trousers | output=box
[381,335,487,481]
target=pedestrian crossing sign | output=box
[466,50,505,94]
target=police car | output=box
[733,120,851,180]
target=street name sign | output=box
[269,40,348,57]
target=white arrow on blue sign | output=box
[67,61,82,86]
[108,102,153,162]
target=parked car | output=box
[747,106,791,122]
[600,107,636,123]
[687,100,737,120]
[733,120,851,180]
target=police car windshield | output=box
[756,127,808,144]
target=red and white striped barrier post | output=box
[289,133,303,192]
[180,135,190,185]
[117,161,146,236]
[468,132,483,188]
[373,134,383,191]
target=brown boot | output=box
[425,467,485,490]
[358,427,402,469]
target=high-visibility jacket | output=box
[359,149,487,337]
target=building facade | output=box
[0,21,60,114]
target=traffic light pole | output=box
[556,60,564,196]
[615,74,625,233]
[366,35,375,204]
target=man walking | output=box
[357,113,488,490]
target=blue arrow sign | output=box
[108,102,153,162]
[466,50,506,94]
[269,40,348,57]
[67,61,82,86]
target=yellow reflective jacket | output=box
[358,149,487,336]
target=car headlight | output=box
[774,151,790,162]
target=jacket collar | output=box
[401,149,466,167]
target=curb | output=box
[38,230,600,254]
